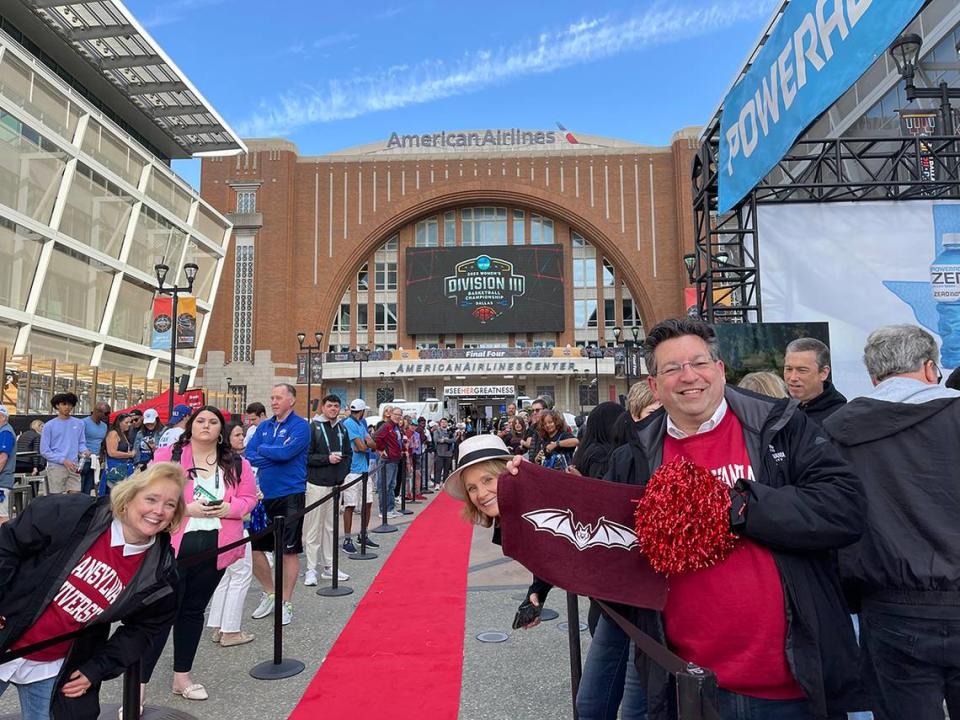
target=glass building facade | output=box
[0,30,232,386]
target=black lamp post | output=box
[224,376,232,412]
[353,347,369,400]
[589,344,600,389]
[155,261,198,421]
[612,326,628,399]
[297,331,324,416]
[890,34,959,141]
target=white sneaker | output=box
[321,566,350,581]
[282,601,293,626]
[387,510,400,519]
[304,569,318,586]
[251,592,275,619]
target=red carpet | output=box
[290,492,473,720]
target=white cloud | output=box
[138,0,229,29]
[235,1,778,137]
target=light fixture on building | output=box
[889,33,960,140]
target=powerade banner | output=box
[758,201,960,399]
[405,245,564,334]
[718,0,923,213]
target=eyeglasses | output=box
[657,359,716,378]
[931,360,943,384]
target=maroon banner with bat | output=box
[497,463,667,610]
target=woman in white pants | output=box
[208,423,255,647]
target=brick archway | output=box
[321,183,658,340]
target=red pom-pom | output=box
[634,457,738,575]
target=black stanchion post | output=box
[399,459,413,515]
[565,592,582,719]
[371,462,397,534]
[407,455,417,505]
[318,485,353,597]
[250,515,305,679]
[122,660,141,720]
[424,450,435,493]
[350,471,378,559]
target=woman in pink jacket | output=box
[140,405,257,704]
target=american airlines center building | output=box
[198,128,699,416]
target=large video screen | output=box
[405,245,565,334]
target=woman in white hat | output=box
[443,435,550,629]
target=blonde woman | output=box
[444,435,548,630]
[738,371,790,399]
[0,463,184,718]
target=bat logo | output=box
[521,508,638,551]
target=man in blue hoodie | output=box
[246,383,311,626]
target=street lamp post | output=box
[155,262,198,421]
[224,376,232,413]
[297,331,324,416]
[613,326,626,400]
[630,326,641,384]
[890,34,959,139]
[354,348,369,401]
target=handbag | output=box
[103,463,130,488]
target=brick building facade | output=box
[198,129,699,415]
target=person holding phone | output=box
[140,406,257,704]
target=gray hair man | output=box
[783,337,847,424]
[823,324,960,720]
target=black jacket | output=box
[0,494,177,719]
[306,419,353,486]
[798,380,847,425]
[824,395,960,613]
[604,387,864,719]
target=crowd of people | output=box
[0,317,958,719]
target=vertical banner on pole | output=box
[177,296,197,349]
[151,296,173,350]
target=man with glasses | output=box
[374,406,404,519]
[521,397,549,462]
[596,318,864,720]
[823,324,960,720]
[783,337,847,425]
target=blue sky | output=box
[124,0,780,189]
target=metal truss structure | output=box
[690,119,960,322]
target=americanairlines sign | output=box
[394,359,590,375]
[386,123,579,151]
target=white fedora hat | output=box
[443,434,515,501]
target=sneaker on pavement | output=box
[342,537,358,554]
[282,602,293,626]
[251,592,275,619]
[387,510,400,519]
[360,534,379,548]
[304,569,318,586]
[321,566,350,581]
[415,494,426,500]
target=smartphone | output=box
[205,499,224,507]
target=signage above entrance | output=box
[445,385,516,398]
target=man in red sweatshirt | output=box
[603,318,864,720]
